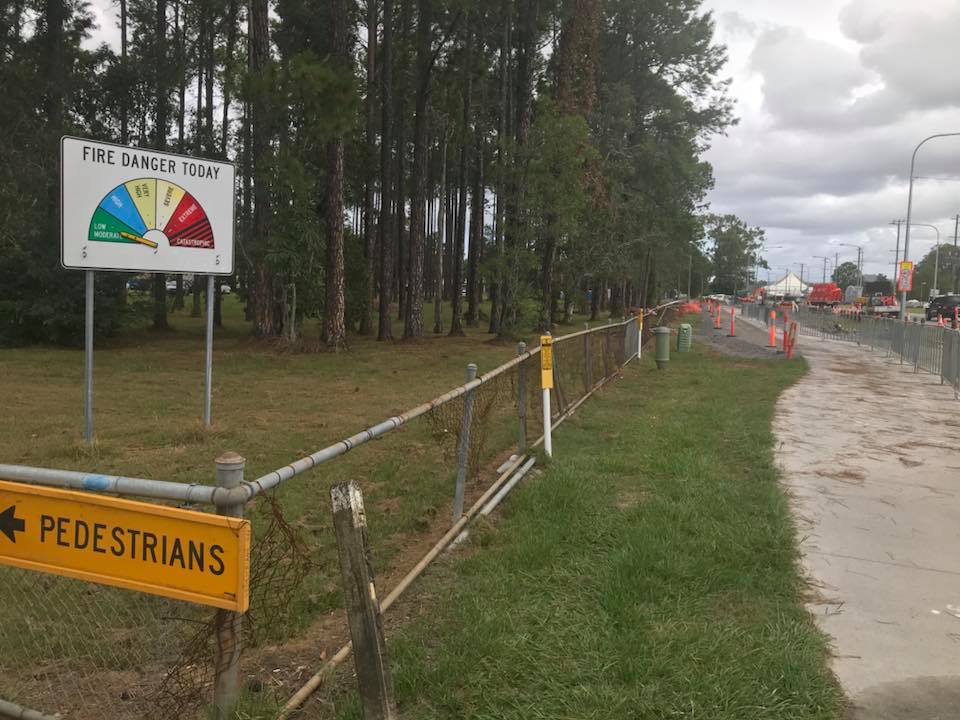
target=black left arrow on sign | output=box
[0,505,26,543]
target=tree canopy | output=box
[0,0,747,346]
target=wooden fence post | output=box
[331,482,397,720]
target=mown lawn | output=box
[324,343,844,719]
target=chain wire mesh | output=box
[1,318,643,720]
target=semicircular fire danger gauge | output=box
[90,179,215,251]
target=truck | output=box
[862,293,899,317]
[807,283,842,306]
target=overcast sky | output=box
[703,0,960,284]
[85,0,960,285]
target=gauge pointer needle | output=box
[119,231,159,249]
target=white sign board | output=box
[61,136,235,275]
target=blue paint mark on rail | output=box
[82,474,111,491]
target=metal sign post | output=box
[205,274,215,427]
[61,137,235,439]
[84,270,94,443]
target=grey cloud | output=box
[749,26,873,130]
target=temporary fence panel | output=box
[740,304,960,394]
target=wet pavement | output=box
[770,331,960,719]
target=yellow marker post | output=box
[636,312,644,360]
[0,479,250,611]
[540,335,553,457]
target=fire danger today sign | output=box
[0,479,250,611]
[61,136,236,275]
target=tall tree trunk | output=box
[152,0,169,331]
[175,0,184,151]
[241,99,253,321]
[115,0,130,308]
[359,0,378,335]
[488,0,510,335]
[403,0,433,339]
[466,130,483,326]
[498,0,537,337]
[323,0,348,349]
[377,0,395,340]
[220,0,239,157]
[43,0,64,314]
[250,0,276,336]
[204,10,215,154]
[449,21,472,337]
[433,132,447,333]
[540,234,556,331]
[443,173,454,299]
[394,0,412,322]
[119,0,129,145]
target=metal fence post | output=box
[517,343,527,453]
[213,452,246,719]
[330,481,397,720]
[453,363,478,521]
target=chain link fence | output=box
[0,314,651,720]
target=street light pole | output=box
[901,133,960,318]
[838,243,864,290]
[813,256,830,283]
[890,219,903,284]
[910,223,941,298]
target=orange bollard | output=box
[786,322,797,359]
[954,306,959,330]
[729,307,736,336]
[938,314,945,328]
[768,310,777,347]
[714,306,721,329]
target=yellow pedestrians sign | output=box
[540,335,553,389]
[0,479,250,611]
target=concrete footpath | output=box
[770,330,960,718]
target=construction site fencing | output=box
[0,313,652,720]
[738,302,960,396]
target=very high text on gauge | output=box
[81,144,222,180]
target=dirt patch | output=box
[615,490,647,509]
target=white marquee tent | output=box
[762,272,809,298]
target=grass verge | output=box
[325,344,844,719]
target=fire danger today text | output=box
[81,145,222,180]
[39,514,227,575]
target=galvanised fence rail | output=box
[739,303,960,396]
[0,312,650,720]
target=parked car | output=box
[926,295,960,321]
[126,276,151,292]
